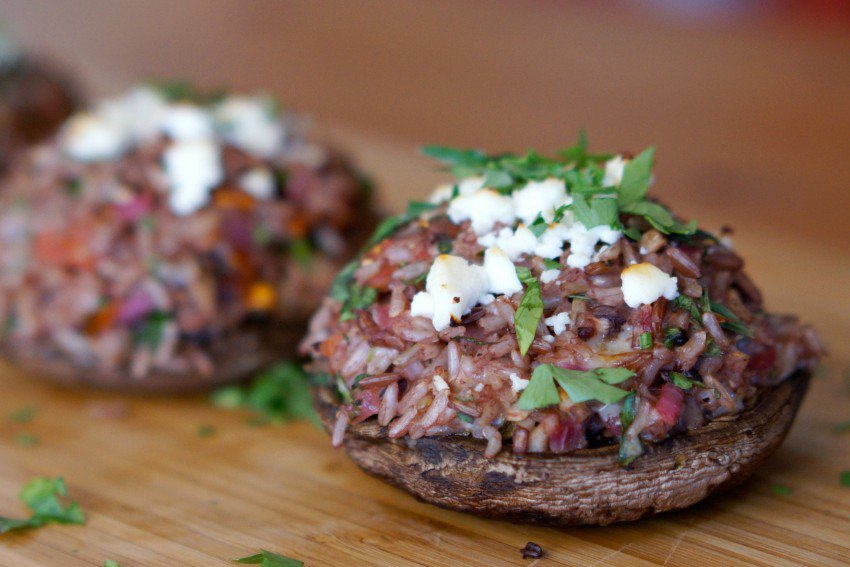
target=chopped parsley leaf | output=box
[771,484,792,496]
[0,477,85,535]
[233,550,304,567]
[518,364,635,409]
[639,332,652,349]
[514,267,543,357]
[211,362,320,428]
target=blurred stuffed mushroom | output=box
[0,84,376,391]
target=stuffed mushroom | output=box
[0,84,375,391]
[302,140,822,525]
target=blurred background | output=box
[2,0,849,246]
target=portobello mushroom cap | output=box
[315,371,809,526]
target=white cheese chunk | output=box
[447,189,515,235]
[479,225,537,261]
[162,104,215,142]
[239,167,276,200]
[214,95,285,158]
[544,312,571,335]
[602,155,627,187]
[539,269,560,284]
[620,262,679,308]
[98,86,169,144]
[509,372,530,392]
[163,140,223,216]
[432,374,450,392]
[59,113,127,163]
[511,178,569,225]
[409,254,490,331]
[483,246,522,296]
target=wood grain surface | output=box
[0,1,849,564]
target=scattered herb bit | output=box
[840,471,850,488]
[367,214,408,248]
[639,331,652,350]
[703,338,724,357]
[833,420,850,434]
[543,259,561,270]
[771,484,792,496]
[456,412,474,424]
[623,225,642,241]
[619,392,641,466]
[436,235,453,254]
[288,238,313,269]
[520,541,544,560]
[104,561,121,567]
[9,406,36,423]
[335,374,353,404]
[0,477,85,535]
[14,433,39,447]
[709,301,753,337]
[514,267,543,357]
[211,362,320,428]
[132,311,171,350]
[196,425,216,438]
[233,549,304,567]
[663,327,684,349]
[528,218,548,238]
[673,295,702,324]
[339,283,377,322]
[518,364,635,410]
[406,201,436,217]
[669,372,705,390]
[63,178,83,198]
[451,335,492,346]
[567,293,587,300]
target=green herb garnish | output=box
[0,477,85,535]
[543,259,561,270]
[196,425,215,438]
[840,471,850,488]
[514,267,543,357]
[288,238,313,269]
[833,420,850,434]
[104,561,121,567]
[9,406,36,423]
[339,283,377,322]
[211,362,320,428]
[14,433,38,447]
[669,372,705,390]
[518,364,635,410]
[132,311,171,350]
[639,332,652,350]
[771,484,792,496]
[663,327,683,349]
[709,301,753,337]
[233,550,303,567]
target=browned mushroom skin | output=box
[0,321,300,394]
[315,371,809,526]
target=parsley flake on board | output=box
[518,364,635,410]
[104,561,121,567]
[211,362,320,428]
[233,550,304,567]
[514,267,543,357]
[840,471,850,488]
[0,477,85,535]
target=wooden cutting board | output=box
[0,131,848,566]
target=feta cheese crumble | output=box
[509,372,530,392]
[539,269,560,284]
[239,167,277,200]
[447,189,515,235]
[544,312,571,335]
[163,140,223,216]
[511,178,569,225]
[59,113,127,163]
[602,155,627,187]
[409,255,491,331]
[620,262,679,308]
[432,374,450,392]
[483,247,522,296]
